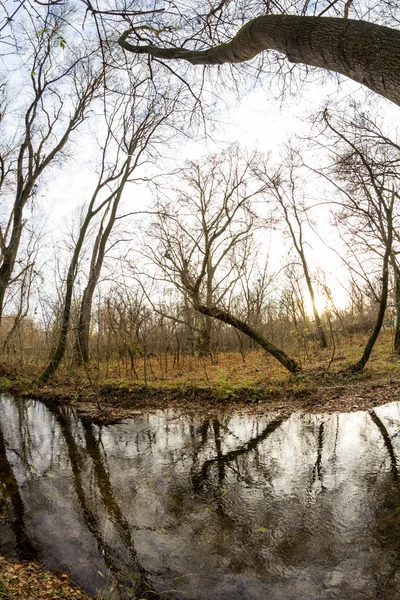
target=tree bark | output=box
[75,222,105,365]
[119,16,400,106]
[197,316,213,357]
[195,302,300,373]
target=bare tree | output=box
[144,147,300,374]
[119,13,400,106]
[41,74,177,380]
[0,10,102,329]
[254,156,328,349]
[75,84,176,366]
[1,219,44,363]
[4,0,400,105]
[317,107,397,370]
[325,108,400,354]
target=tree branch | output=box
[119,15,400,105]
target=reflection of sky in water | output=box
[1,394,400,599]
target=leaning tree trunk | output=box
[352,217,393,372]
[40,219,90,381]
[75,196,121,365]
[0,194,27,328]
[195,302,300,374]
[393,264,400,354]
[119,15,400,106]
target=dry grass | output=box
[75,331,400,391]
[8,331,399,385]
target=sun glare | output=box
[306,288,348,317]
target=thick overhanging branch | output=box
[118,15,400,105]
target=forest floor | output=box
[0,332,400,423]
[0,556,93,599]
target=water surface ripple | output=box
[1,394,400,599]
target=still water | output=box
[1,394,400,599]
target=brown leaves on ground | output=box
[0,556,92,600]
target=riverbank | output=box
[0,337,399,422]
[0,365,399,424]
[0,556,92,599]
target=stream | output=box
[1,393,400,599]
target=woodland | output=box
[2,2,400,598]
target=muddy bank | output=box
[0,370,399,424]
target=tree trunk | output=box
[40,217,91,381]
[393,264,400,354]
[75,276,98,365]
[197,315,213,356]
[40,258,77,381]
[196,302,300,373]
[352,215,392,371]
[197,254,214,357]
[75,220,105,365]
[119,15,400,106]
[302,263,328,349]
[0,195,27,327]
[75,196,120,365]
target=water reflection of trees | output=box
[0,416,38,560]
[52,409,159,599]
[190,417,286,491]
[367,409,400,596]
[2,397,400,598]
[369,409,399,476]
